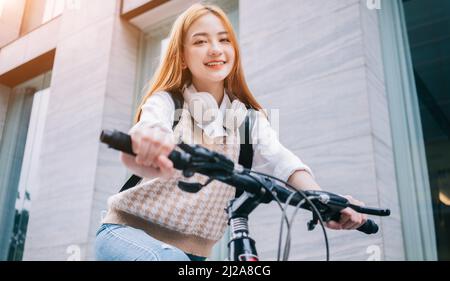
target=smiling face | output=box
[183,13,235,87]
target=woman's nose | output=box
[208,41,223,56]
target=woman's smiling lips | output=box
[204,60,226,70]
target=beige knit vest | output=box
[106,104,240,242]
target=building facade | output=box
[0,0,448,260]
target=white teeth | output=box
[206,62,225,66]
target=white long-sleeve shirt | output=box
[130,90,313,182]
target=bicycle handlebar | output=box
[100,129,390,235]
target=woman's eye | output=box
[220,38,230,43]
[194,40,206,45]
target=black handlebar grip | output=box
[100,130,136,156]
[100,129,189,170]
[357,219,378,234]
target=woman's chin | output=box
[203,72,230,82]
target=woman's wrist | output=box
[287,169,321,191]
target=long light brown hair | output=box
[134,3,263,123]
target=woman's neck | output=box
[191,79,224,105]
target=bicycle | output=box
[100,129,391,261]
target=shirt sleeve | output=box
[128,91,175,134]
[251,111,314,182]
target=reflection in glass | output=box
[403,0,450,260]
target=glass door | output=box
[402,0,450,260]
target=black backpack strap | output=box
[236,108,255,197]
[119,174,142,192]
[170,90,184,128]
[238,108,255,169]
[119,91,184,193]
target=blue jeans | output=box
[95,223,206,261]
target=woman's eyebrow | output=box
[192,31,228,38]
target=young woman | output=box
[95,3,367,261]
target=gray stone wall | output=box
[240,0,404,260]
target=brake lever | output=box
[177,142,236,174]
[304,190,391,216]
[178,177,214,193]
[303,192,353,231]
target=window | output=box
[42,0,65,24]
[20,0,67,35]
[0,71,52,260]
[0,0,5,18]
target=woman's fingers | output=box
[341,195,368,229]
[338,211,351,226]
[131,126,174,167]
[325,207,367,230]
[160,132,175,156]
[131,130,151,165]
[144,136,161,166]
[120,151,160,178]
[136,139,152,165]
[123,126,176,179]
[149,132,173,163]
[340,208,366,229]
[325,221,342,230]
[156,155,175,179]
[144,129,165,165]
[342,218,360,229]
